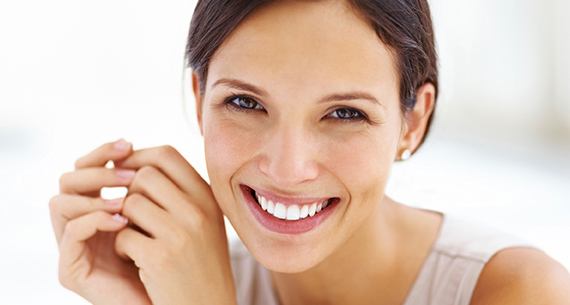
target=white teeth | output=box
[273,203,287,219]
[286,205,300,220]
[254,191,333,221]
[308,202,317,217]
[300,204,309,219]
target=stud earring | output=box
[400,149,411,161]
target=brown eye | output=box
[327,107,368,123]
[225,95,264,111]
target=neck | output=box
[269,196,416,305]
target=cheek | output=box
[202,115,261,207]
[203,116,259,173]
[325,129,396,203]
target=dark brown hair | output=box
[185,0,438,153]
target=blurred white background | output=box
[0,0,568,303]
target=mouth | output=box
[239,184,340,235]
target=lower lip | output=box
[240,184,339,235]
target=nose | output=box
[258,124,320,187]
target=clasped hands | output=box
[49,139,237,305]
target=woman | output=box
[49,0,570,304]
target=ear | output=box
[397,82,436,159]
[191,71,204,136]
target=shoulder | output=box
[470,247,570,305]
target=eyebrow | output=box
[211,78,383,107]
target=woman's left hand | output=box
[112,145,237,305]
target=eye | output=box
[224,94,265,112]
[223,94,370,124]
[326,107,368,123]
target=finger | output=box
[115,145,216,214]
[128,166,191,214]
[49,194,124,245]
[59,167,136,194]
[74,138,133,169]
[59,211,128,274]
[121,193,175,240]
[114,226,152,264]
[116,145,208,195]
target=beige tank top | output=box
[228,211,537,305]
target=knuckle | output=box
[130,165,156,188]
[114,227,127,245]
[62,212,100,240]
[73,157,84,169]
[123,193,144,214]
[156,145,178,158]
[62,220,79,240]
[137,165,158,179]
[48,195,61,213]
[126,192,145,204]
[58,172,72,190]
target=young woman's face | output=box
[197,0,404,272]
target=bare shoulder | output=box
[470,247,570,305]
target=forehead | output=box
[207,0,399,101]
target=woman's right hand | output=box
[49,139,152,305]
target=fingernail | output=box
[116,169,136,180]
[104,198,123,207]
[114,138,131,151]
[112,213,129,224]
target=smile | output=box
[254,191,332,220]
[240,184,340,235]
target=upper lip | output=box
[244,184,334,206]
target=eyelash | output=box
[222,94,370,124]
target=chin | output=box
[250,243,325,273]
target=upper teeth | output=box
[255,192,330,221]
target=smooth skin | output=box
[49,141,237,305]
[190,1,570,305]
[50,1,570,305]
